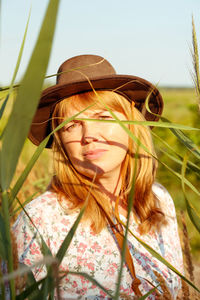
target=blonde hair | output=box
[51,91,166,234]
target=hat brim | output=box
[29,74,163,148]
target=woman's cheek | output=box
[102,123,119,137]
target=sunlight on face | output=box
[60,108,129,179]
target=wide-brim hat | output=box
[29,54,163,148]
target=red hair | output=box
[51,91,166,234]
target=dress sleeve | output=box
[153,183,184,299]
[154,183,184,273]
[12,208,47,280]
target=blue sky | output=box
[1,0,200,87]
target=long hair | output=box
[51,90,166,234]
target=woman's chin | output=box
[76,165,106,179]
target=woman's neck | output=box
[95,168,128,218]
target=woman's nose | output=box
[82,122,98,144]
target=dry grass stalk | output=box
[52,262,61,300]
[11,230,27,291]
[119,293,138,299]
[180,210,194,283]
[153,270,173,300]
[191,15,200,112]
[177,278,190,300]
[179,211,200,299]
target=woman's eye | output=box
[65,122,80,132]
[98,115,112,120]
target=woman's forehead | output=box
[57,91,128,118]
[65,107,109,118]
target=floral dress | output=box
[13,182,184,299]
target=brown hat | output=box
[29,54,163,148]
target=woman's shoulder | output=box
[23,190,60,212]
[14,190,79,228]
[152,182,176,218]
[152,182,171,199]
[15,190,66,226]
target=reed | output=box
[180,210,195,283]
[191,16,200,112]
[153,270,173,299]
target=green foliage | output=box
[154,88,200,259]
[0,0,60,298]
[0,0,60,190]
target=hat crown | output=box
[56,54,116,85]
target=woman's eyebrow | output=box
[92,110,107,117]
[65,119,78,126]
[74,110,108,119]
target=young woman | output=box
[13,55,184,299]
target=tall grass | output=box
[0,1,200,299]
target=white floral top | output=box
[13,182,184,299]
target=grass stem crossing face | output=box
[60,108,129,179]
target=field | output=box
[153,88,200,261]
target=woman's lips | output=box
[83,149,108,160]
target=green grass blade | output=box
[39,172,96,298]
[1,256,57,283]
[10,9,31,87]
[55,205,86,264]
[10,104,95,206]
[159,159,200,197]
[38,275,54,300]
[0,211,7,259]
[126,226,200,293]
[39,206,86,298]
[0,84,19,92]
[14,196,53,259]
[4,260,58,300]
[13,199,55,298]
[55,170,96,264]
[0,0,60,190]
[16,275,47,300]
[76,101,200,199]
[39,166,95,297]
[12,198,53,299]
[138,285,160,299]
[0,8,31,123]
[158,146,200,178]
[114,148,138,299]
[16,281,45,300]
[181,153,200,233]
[0,94,9,120]
[15,263,40,300]
[77,105,200,198]
[10,192,38,216]
[84,110,200,198]
[152,131,200,178]
[63,271,159,299]
[1,191,15,299]
[26,268,40,299]
[156,115,200,160]
[75,118,200,131]
[0,271,6,300]
[65,271,114,298]
[1,258,57,300]
[95,93,200,292]
[144,94,200,160]
[169,125,200,160]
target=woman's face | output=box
[60,107,129,180]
